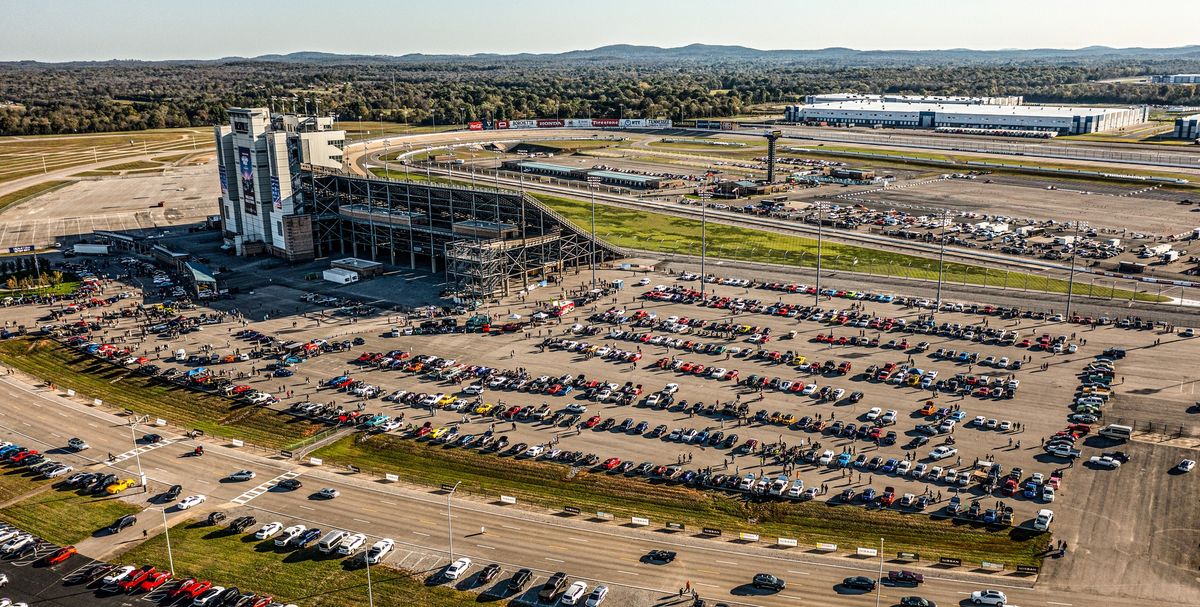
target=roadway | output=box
[0,373,1191,607]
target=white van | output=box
[1033,509,1054,531]
[318,529,347,553]
[1098,424,1132,442]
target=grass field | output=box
[0,337,325,450]
[0,128,211,186]
[0,280,82,297]
[120,522,479,607]
[0,180,70,213]
[0,468,49,504]
[0,482,140,546]
[336,121,459,142]
[315,435,1044,566]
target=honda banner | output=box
[536,119,564,128]
[495,120,509,129]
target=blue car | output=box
[881,458,899,473]
[956,352,971,363]
[273,368,294,377]
[555,385,574,396]
[0,445,22,458]
[694,431,710,444]
[949,410,967,421]
[837,452,853,467]
[861,487,877,502]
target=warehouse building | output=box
[802,93,1022,106]
[784,101,1147,135]
[502,160,682,189]
[1174,114,1200,140]
[1151,74,1200,84]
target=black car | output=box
[537,572,568,602]
[477,563,501,584]
[900,597,937,607]
[645,549,677,563]
[507,568,533,592]
[841,575,876,590]
[232,592,257,606]
[207,511,228,525]
[84,563,115,582]
[297,528,322,548]
[141,433,163,444]
[752,573,785,591]
[229,515,257,533]
[888,570,924,585]
[215,587,240,605]
[276,478,302,491]
[107,514,137,533]
[163,484,183,501]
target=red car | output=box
[169,579,198,598]
[183,580,213,599]
[11,450,38,463]
[139,570,173,592]
[584,415,602,429]
[601,457,621,470]
[44,545,76,565]
[119,566,156,592]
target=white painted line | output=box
[501,524,521,530]
[545,557,564,563]
[695,583,720,588]
[296,505,314,511]
[476,544,496,550]
[787,570,811,575]
[412,531,430,537]
[715,559,738,565]
[567,536,589,543]
[353,518,372,524]
[616,570,639,576]
[1047,603,1073,606]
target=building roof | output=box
[185,261,216,284]
[805,101,1134,118]
[515,161,581,173]
[586,170,659,183]
[332,257,382,270]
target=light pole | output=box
[150,507,175,576]
[128,415,149,491]
[365,546,375,607]
[875,537,884,607]
[447,480,462,561]
[588,176,601,289]
[935,208,950,309]
[1065,221,1085,319]
[814,201,826,306]
[699,187,712,296]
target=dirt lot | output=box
[0,164,217,249]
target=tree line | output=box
[1,58,1198,136]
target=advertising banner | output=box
[536,119,565,128]
[468,121,483,131]
[938,557,962,566]
[592,118,618,127]
[238,147,256,215]
[270,176,282,210]
[645,119,673,128]
[701,527,722,536]
[7,245,34,254]
[218,162,228,196]
[565,118,593,128]
[495,120,510,129]
[619,119,647,128]
[509,119,537,129]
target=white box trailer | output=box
[73,243,110,255]
[322,268,359,285]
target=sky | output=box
[1,0,1195,62]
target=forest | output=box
[1,47,1198,136]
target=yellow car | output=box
[474,402,496,415]
[105,478,136,494]
[430,426,449,440]
[792,355,807,366]
[905,375,921,386]
[769,411,784,424]
[778,413,797,425]
[436,394,458,407]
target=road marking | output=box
[787,570,811,575]
[476,544,496,550]
[231,470,301,505]
[545,557,564,563]
[567,536,589,543]
[695,583,719,588]
[715,559,738,565]
[616,570,639,576]
[353,518,372,524]
[296,505,314,511]
[110,437,177,463]
[412,531,430,537]
[501,524,521,530]
[1047,603,1073,606]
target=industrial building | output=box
[213,108,345,259]
[500,160,684,189]
[802,93,1023,106]
[1174,114,1200,140]
[784,100,1147,135]
[1151,74,1200,84]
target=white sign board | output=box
[630,516,650,526]
[499,495,517,504]
[308,457,323,466]
[93,398,103,406]
[230,439,244,447]
[777,537,798,547]
[739,532,760,542]
[66,389,75,397]
[384,474,399,482]
[856,547,879,557]
[816,542,838,551]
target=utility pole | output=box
[587,176,601,289]
[1065,221,1083,319]
[447,480,462,561]
[128,415,149,492]
[875,537,884,607]
[814,201,825,305]
[158,507,175,576]
[935,208,950,309]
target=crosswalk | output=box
[111,438,177,464]
[230,470,302,505]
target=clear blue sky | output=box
[1,0,1194,62]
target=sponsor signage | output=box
[279,450,293,458]
[509,119,537,129]
[218,163,227,196]
[563,506,581,515]
[1016,564,1040,574]
[271,176,282,210]
[495,120,510,129]
[856,547,878,557]
[308,457,322,466]
[565,118,592,128]
[595,511,614,521]
[384,473,399,482]
[777,537,798,547]
[536,119,564,128]
[440,484,457,492]
[939,557,962,566]
[896,552,921,562]
[981,561,1006,571]
[592,118,618,127]
[499,495,516,504]
[645,119,673,128]
[665,522,685,531]
[468,121,483,131]
[7,245,34,254]
[620,118,646,128]
[739,532,760,542]
[815,542,838,551]
[230,439,244,447]
[701,527,722,536]
[630,516,650,526]
[238,147,256,215]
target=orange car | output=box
[918,402,938,416]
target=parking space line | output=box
[412,531,430,536]
[1047,603,1073,606]
[786,570,811,575]
[616,570,639,576]
[353,517,372,524]
[476,544,496,550]
[545,557,564,563]
[715,559,738,565]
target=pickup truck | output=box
[1044,444,1081,459]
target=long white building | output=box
[1151,74,1200,84]
[784,101,1147,135]
[803,93,1023,106]
[213,108,345,259]
[1175,114,1200,140]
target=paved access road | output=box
[0,374,1191,607]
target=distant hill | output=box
[9,43,1200,67]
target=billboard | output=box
[565,118,593,128]
[592,118,618,127]
[646,119,673,128]
[509,119,537,129]
[270,176,282,210]
[495,120,509,129]
[218,162,228,196]
[619,119,647,128]
[536,119,564,128]
[468,121,483,131]
[238,147,256,215]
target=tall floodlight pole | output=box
[365,546,375,607]
[935,208,950,309]
[447,480,462,561]
[814,201,825,306]
[875,538,884,607]
[382,141,390,179]
[588,176,601,289]
[129,415,149,492]
[1065,221,1084,319]
[699,187,712,297]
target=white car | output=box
[525,445,545,458]
[1088,456,1121,469]
[254,522,283,540]
[46,465,73,478]
[1179,459,1196,472]
[0,535,32,555]
[561,580,589,605]
[365,538,395,564]
[818,450,835,465]
[865,407,882,420]
[929,446,958,460]
[317,487,341,499]
[1033,509,1054,531]
[337,533,367,555]
[193,585,227,606]
[462,383,484,395]
[565,403,588,414]
[177,495,207,510]
[227,470,256,482]
[100,565,136,586]
[971,415,986,427]
[880,410,897,425]
[275,524,306,546]
[970,589,1007,605]
[444,557,472,580]
[585,584,610,607]
[662,383,679,394]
